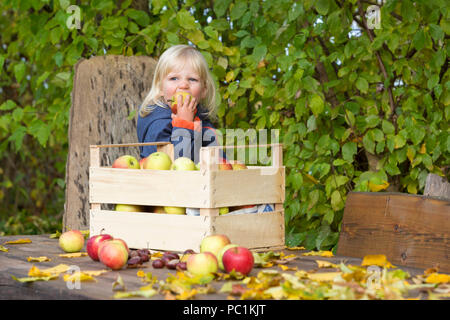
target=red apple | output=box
[186,252,218,276]
[112,155,140,169]
[232,161,247,170]
[98,239,129,270]
[218,158,233,170]
[200,234,231,260]
[59,230,85,253]
[222,246,254,276]
[86,234,113,261]
[143,151,172,170]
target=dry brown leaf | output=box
[4,238,32,245]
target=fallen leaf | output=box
[49,231,61,239]
[59,252,88,258]
[27,256,51,262]
[302,250,334,257]
[0,245,8,252]
[425,273,450,284]
[316,260,338,268]
[278,264,297,271]
[361,254,395,269]
[11,274,58,283]
[4,238,32,245]
[286,246,306,250]
[63,272,97,283]
[112,274,126,291]
[114,285,157,299]
[307,272,342,282]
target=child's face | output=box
[160,63,206,106]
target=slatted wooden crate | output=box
[89,142,285,252]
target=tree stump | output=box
[424,173,450,201]
[63,55,157,231]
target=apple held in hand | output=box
[164,206,186,215]
[59,230,85,253]
[112,155,140,169]
[222,246,254,276]
[98,239,129,270]
[143,152,172,170]
[115,204,144,212]
[186,252,218,276]
[172,157,196,171]
[86,234,113,261]
[171,92,191,114]
[200,234,231,260]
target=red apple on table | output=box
[112,155,140,169]
[222,246,254,276]
[186,252,218,276]
[98,239,129,270]
[59,230,85,253]
[200,234,231,260]
[217,243,238,270]
[142,151,172,170]
[86,234,113,261]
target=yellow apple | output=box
[164,206,186,215]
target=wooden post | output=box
[199,147,219,216]
[89,145,101,211]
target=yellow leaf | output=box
[12,274,58,283]
[42,264,71,275]
[113,287,157,299]
[27,256,51,262]
[59,252,88,258]
[425,273,450,284]
[302,250,334,257]
[305,173,319,184]
[368,180,389,192]
[286,246,306,250]
[0,245,8,252]
[112,274,126,291]
[316,260,338,268]
[4,238,32,244]
[278,264,297,271]
[361,254,395,268]
[308,272,342,282]
[419,143,426,154]
[63,272,97,283]
[28,265,51,277]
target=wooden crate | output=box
[89,142,285,252]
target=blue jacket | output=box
[137,104,221,163]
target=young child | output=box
[137,45,221,164]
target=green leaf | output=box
[176,10,197,30]
[316,0,330,15]
[412,29,426,51]
[342,142,357,162]
[126,9,150,27]
[214,0,232,18]
[355,77,369,93]
[331,190,344,211]
[14,62,26,83]
[310,94,324,117]
[230,1,247,21]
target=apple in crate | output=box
[222,246,254,276]
[115,204,144,212]
[218,158,232,170]
[200,234,231,260]
[59,230,85,253]
[164,206,186,215]
[219,207,229,215]
[186,252,218,277]
[98,239,129,270]
[143,151,172,170]
[232,161,247,170]
[112,155,140,169]
[86,234,113,261]
[172,156,196,171]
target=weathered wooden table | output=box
[0,234,439,300]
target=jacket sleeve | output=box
[138,118,172,158]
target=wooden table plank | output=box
[0,234,438,300]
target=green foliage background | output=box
[0,0,448,251]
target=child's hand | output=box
[172,94,197,122]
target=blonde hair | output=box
[139,45,217,120]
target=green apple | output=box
[200,234,231,260]
[115,204,144,212]
[143,152,172,170]
[59,230,85,253]
[232,162,247,170]
[217,243,239,270]
[164,206,186,215]
[195,163,201,170]
[219,207,229,215]
[112,155,140,169]
[172,157,196,171]
[187,252,218,277]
